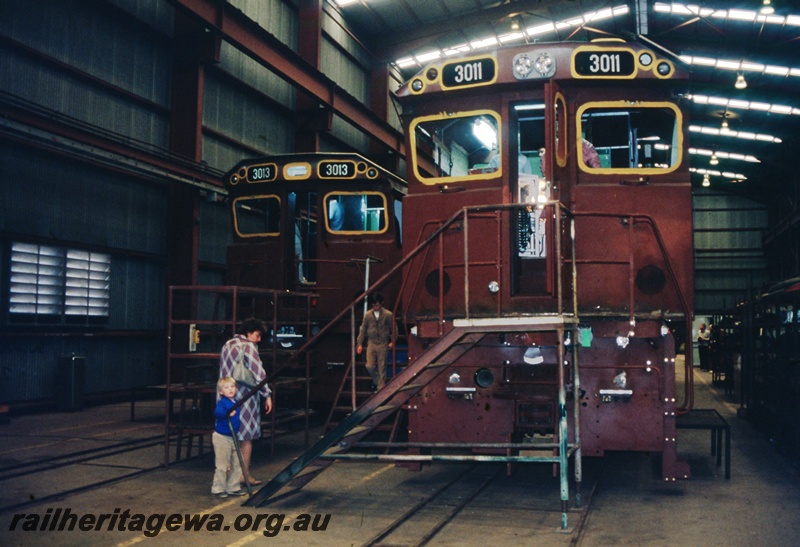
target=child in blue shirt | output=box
[211,377,246,498]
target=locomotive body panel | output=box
[572,183,694,316]
[395,40,693,480]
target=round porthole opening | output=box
[474,368,494,388]
[635,265,666,295]
[425,270,451,297]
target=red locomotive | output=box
[246,41,696,527]
[395,39,693,482]
[223,153,406,402]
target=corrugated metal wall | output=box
[200,0,299,171]
[231,0,298,48]
[322,9,374,152]
[321,14,370,105]
[0,146,166,258]
[0,141,167,402]
[202,1,380,165]
[202,42,296,171]
[694,190,769,313]
[0,0,388,406]
[0,0,173,148]
[2,337,164,402]
[0,0,180,403]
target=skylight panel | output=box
[687,95,800,116]
[715,60,740,70]
[690,148,760,163]
[396,57,416,68]
[655,3,800,26]
[443,45,471,56]
[764,66,789,76]
[589,8,615,21]
[688,125,782,143]
[415,51,441,63]
[498,32,525,44]
[740,62,765,72]
[527,23,555,36]
[471,37,498,49]
[690,167,747,180]
[727,9,756,22]
[394,5,630,69]
[680,56,800,79]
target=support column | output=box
[369,64,399,173]
[295,0,328,152]
[166,13,218,316]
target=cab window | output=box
[325,193,388,234]
[411,110,501,184]
[233,196,281,237]
[577,103,682,173]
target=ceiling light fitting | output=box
[702,173,711,187]
[760,0,775,15]
[709,152,719,165]
[735,73,747,89]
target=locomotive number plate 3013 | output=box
[246,163,278,182]
[318,160,356,179]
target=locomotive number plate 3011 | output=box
[441,57,496,89]
[573,50,635,77]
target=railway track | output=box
[359,463,597,547]
[362,464,499,547]
[0,433,166,482]
[0,430,188,515]
[356,464,596,547]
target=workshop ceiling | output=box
[332,0,800,206]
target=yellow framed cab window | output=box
[324,192,389,234]
[577,101,683,175]
[411,110,502,185]
[233,195,281,238]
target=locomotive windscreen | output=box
[579,105,681,170]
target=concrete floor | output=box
[1,361,800,546]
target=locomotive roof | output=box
[395,39,690,99]
[223,152,407,197]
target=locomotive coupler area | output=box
[405,329,574,448]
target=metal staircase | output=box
[244,326,478,505]
[239,202,584,529]
[244,317,581,526]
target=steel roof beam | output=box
[167,0,405,157]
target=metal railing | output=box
[226,199,695,495]
[165,285,317,468]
